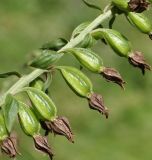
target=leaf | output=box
[82,0,102,11]
[0,71,21,78]
[29,50,64,69]
[41,38,68,51]
[3,94,19,133]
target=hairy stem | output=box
[0,9,112,106]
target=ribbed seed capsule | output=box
[112,0,129,11]
[0,113,8,141]
[66,48,103,72]
[29,49,63,69]
[24,87,57,121]
[57,66,93,97]
[127,12,152,36]
[112,0,149,13]
[92,29,132,57]
[30,78,44,90]
[18,102,40,136]
[64,48,125,88]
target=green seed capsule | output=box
[112,0,129,11]
[29,50,63,69]
[30,78,44,91]
[57,66,93,97]
[0,113,8,141]
[92,29,132,57]
[18,102,40,136]
[127,12,152,34]
[66,48,103,72]
[24,87,57,121]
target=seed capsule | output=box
[112,0,129,11]
[30,78,44,91]
[112,0,149,12]
[92,29,132,57]
[24,87,57,121]
[29,49,63,69]
[66,48,103,72]
[18,102,40,136]
[127,12,152,36]
[57,66,93,97]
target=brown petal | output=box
[41,117,74,143]
[128,51,151,74]
[128,0,150,13]
[88,93,109,118]
[1,136,19,158]
[33,135,54,160]
[101,67,125,89]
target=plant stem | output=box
[0,9,112,106]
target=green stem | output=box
[0,9,112,106]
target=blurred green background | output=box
[0,0,152,160]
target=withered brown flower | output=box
[128,51,151,74]
[1,136,19,158]
[41,116,74,143]
[88,93,109,118]
[128,0,150,13]
[101,67,125,89]
[33,135,54,160]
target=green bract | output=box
[112,0,129,11]
[29,49,63,69]
[92,29,132,57]
[127,12,152,34]
[18,102,40,136]
[57,66,93,97]
[24,87,57,121]
[0,113,8,141]
[66,48,103,72]
[3,94,19,133]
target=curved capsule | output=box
[67,48,103,72]
[127,12,152,34]
[92,29,132,57]
[29,50,63,69]
[18,102,40,136]
[57,66,93,97]
[0,114,8,141]
[30,78,44,91]
[24,87,57,121]
[112,0,129,11]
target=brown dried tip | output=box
[128,0,150,13]
[33,135,54,160]
[101,67,125,89]
[1,136,19,158]
[41,117,74,143]
[128,51,151,75]
[88,93,109,118]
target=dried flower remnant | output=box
[88,93,109,118]
[41,117,74,143]
[101,67,125,89]
[128,0,150,13]
[33,135,54,160]
[1,136,19,158]
[128,51,151,74]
